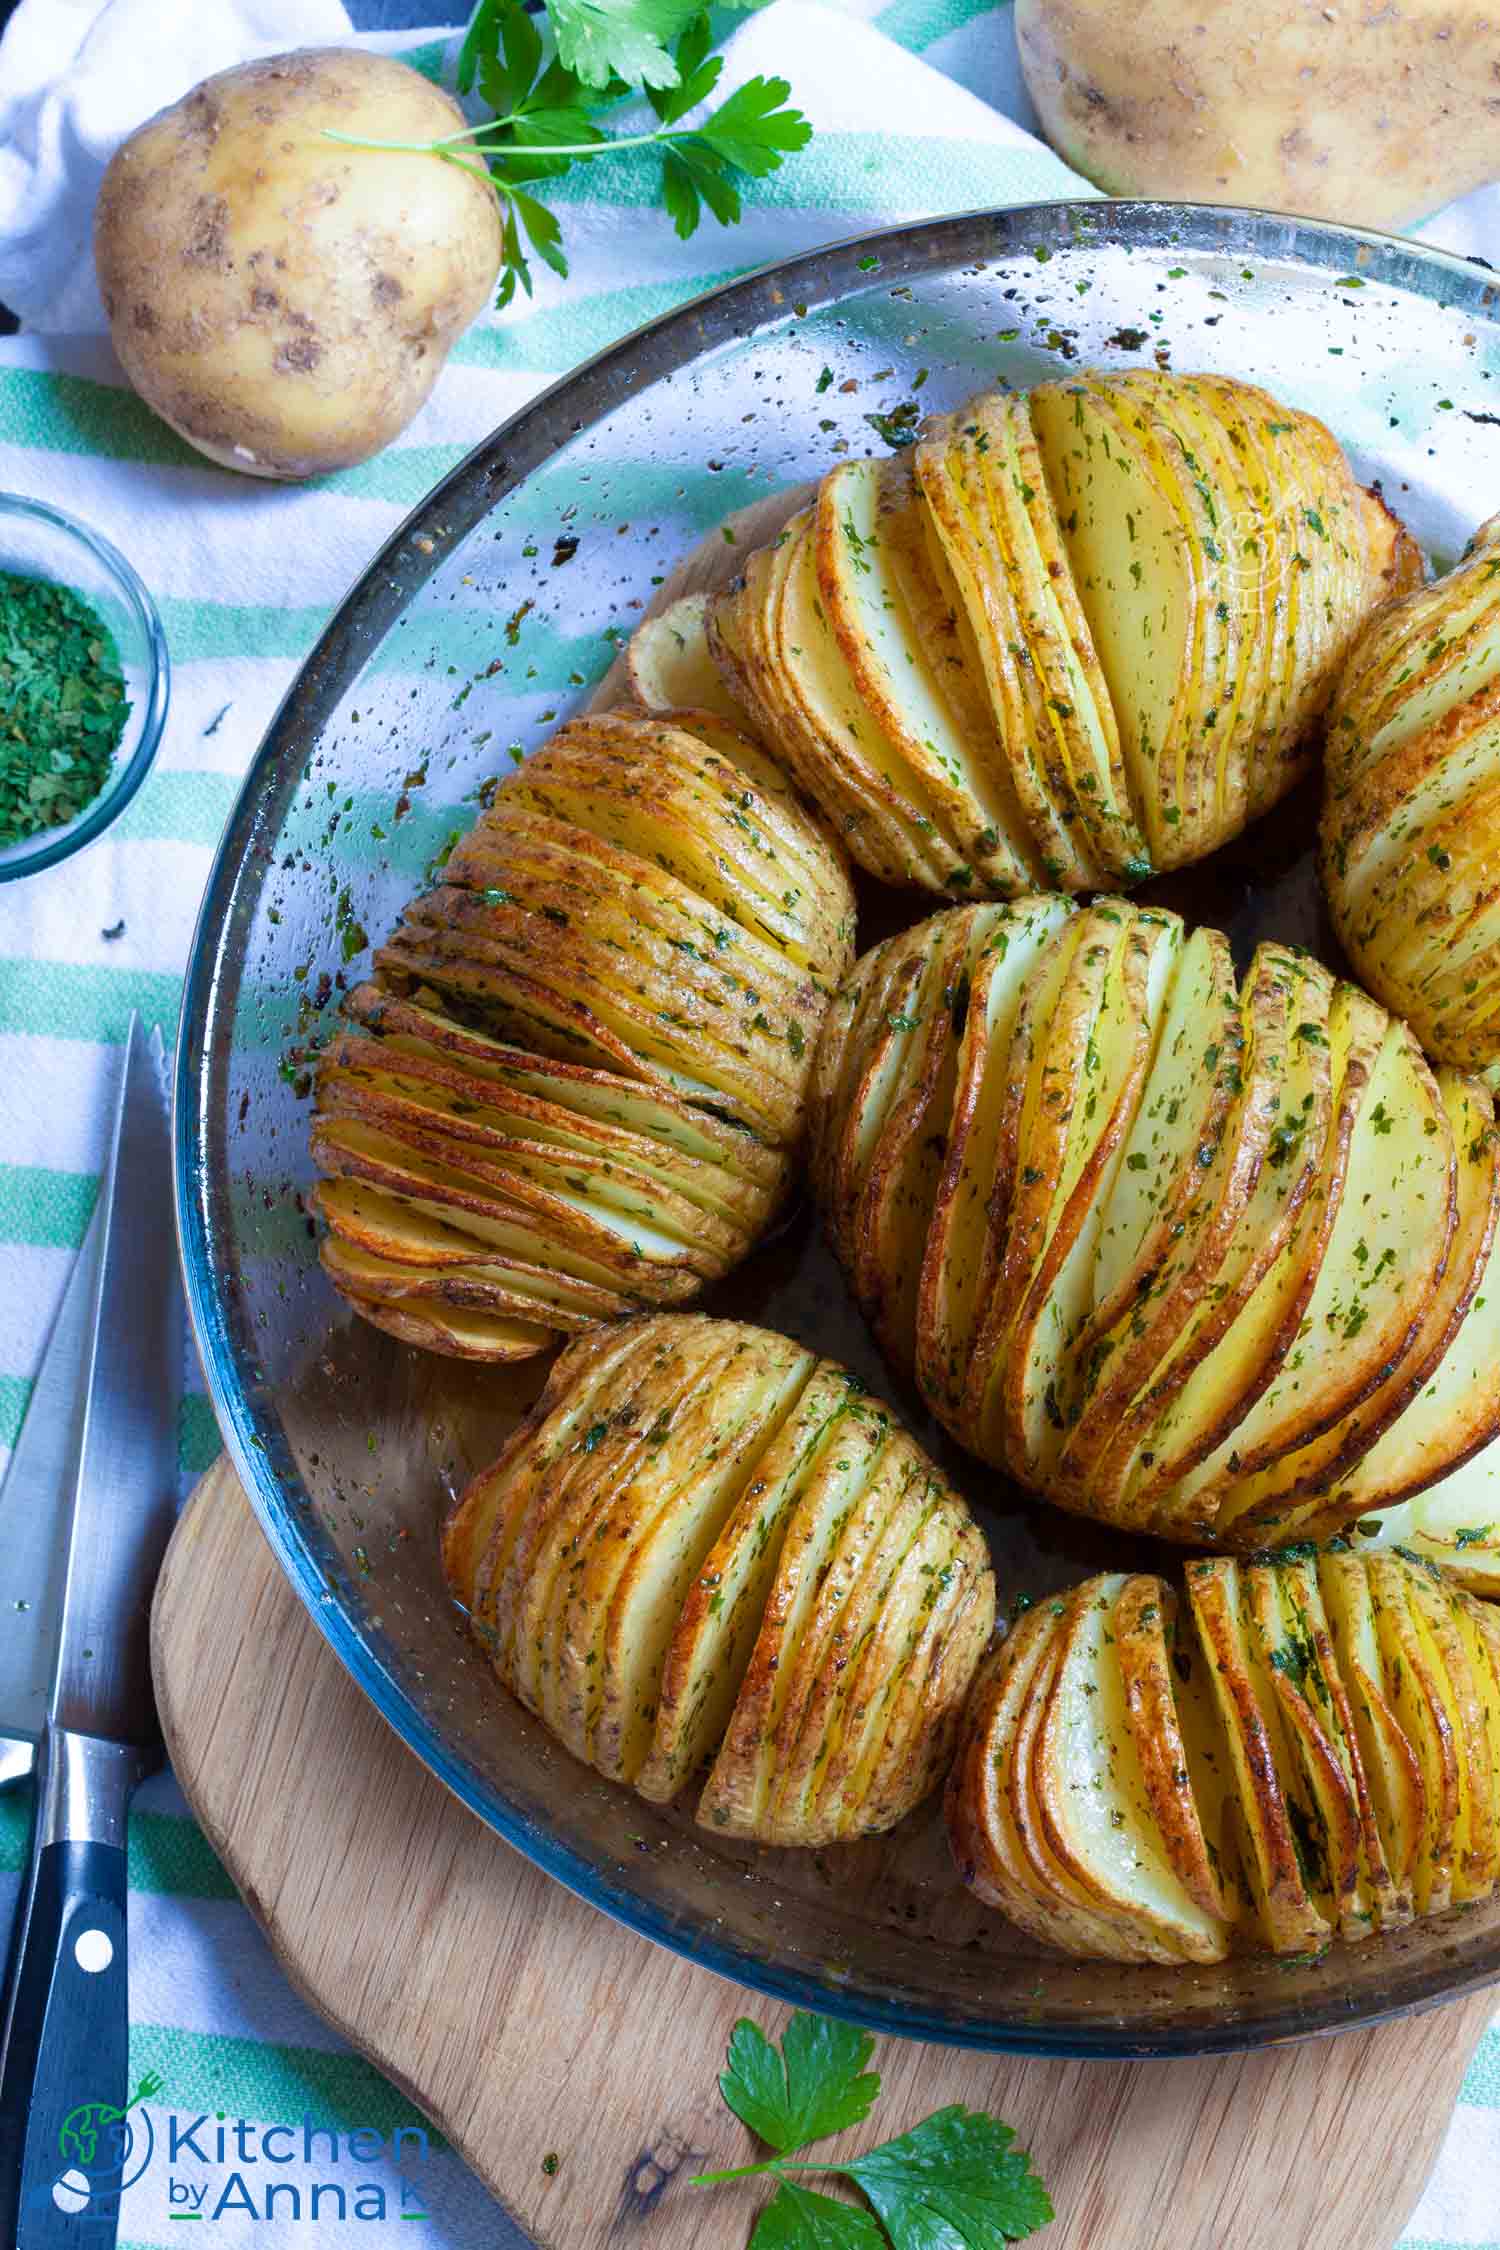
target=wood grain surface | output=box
[153,1459,1496,2250]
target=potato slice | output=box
[1088,375,1238,863]
[847,911,989,1367]
[807,914,957,1279]
[626,595,757,729]
[1359,1447,1500,1597]
[915,897,1077,1419]
[1316,1549,1426,1905]
[958,905,1105,1456]
[1034,1577,1229,1961]
[344,985,787,1199]
[1000,908,1180,1478]
[1243,1561,1378,1941]
[1084,923,1239,1340]
[1171,376,1282,836]
[946,1608,1097,1950]
[444,1323,647,1631]
[587,1336,816,1782]
[697,1384,901,1836]
[1113,1576,1235,1925]
[636,1360,866,1803]
[774,510,971,890]
[1365,1555,1459,1914]
[757,1443,940,1842]
[1030,379,1209,868]
[983,392,1151,882]
[1182,1558,1331,1954]
[1103,949,1335,1527]
[855,1511,994,1837]
[816,456,1041,893]
[499,712,851,982]
[915,411,1099,889]
[507,1323,738,1730]
[1404,1564,1500,1899]
[1007,1604,1174,1962]
[1213,1069,1495,1542]
[1164,995,1448,1528]
[957,391,1131,881]
[1050,942,1295,1512]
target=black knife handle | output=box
[0,1732,152,2249]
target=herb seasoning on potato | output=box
[632,371,1419,896]
[808,893,1500,1565]
[948,1548,1500,1961]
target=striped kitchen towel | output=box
[0,0,1496,2244]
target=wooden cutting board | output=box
[153,1458,1495,2250]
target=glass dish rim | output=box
[174,196,1500,2058]
[0,490,171,880]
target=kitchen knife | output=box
[0,1019,182,2248]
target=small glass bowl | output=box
[0,494,170,881]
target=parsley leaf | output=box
[846,2107,1055,2248]
[721,2014,880,2154]
[341,1,814,311]
[546,0,703,88]
[696,2015,1051,2250]
[750,2180,886,2248]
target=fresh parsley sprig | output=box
[693,2011,1054,2249]
[328,0,812,311]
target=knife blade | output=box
[0,1166,109,1746]
[0,1018,182,2250]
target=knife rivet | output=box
[74,1928,113,1974]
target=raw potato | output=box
[947,1548,1500,1960]
[627,370,1418,896]
[1323,514,1500,1085]
[442,1313,996,1844]
[94,50,502,479]
[311,711,854,1359]
[808,894,1500,1559]
[1014,0,1500,232]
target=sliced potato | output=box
[1365,1555,1459,1914]
[813,891,1500,1548]
[817,455,1041,892]
[448,1315,993,1842]
[1324,518,1500,1080]
[1035,1575,1229,1960]
[1181,1559,1331,1953]
[1114,1576,1235,1926]
[314,710,851,1360]
[626,595,756,728]
[915,897,1078,1419]
[623,373,1410,900]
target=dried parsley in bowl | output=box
[0,568,131,847]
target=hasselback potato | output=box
[442,1313,996,1843]
[628,371,1417,896]
[947,1548,1500,1961]
[808,894,1500,1558]
[1323,513,1500,1085]
[311,711,854,1359]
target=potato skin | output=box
[94,50,502,479]
[443,1312,997,1842]
[947,1549,1497,1961]
[1016,0,1500,230]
